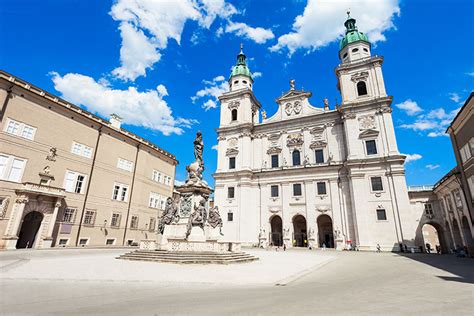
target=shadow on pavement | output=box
[396,253,474,284]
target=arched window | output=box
[231,109,238,121]
[292,150,301,166]
[357,81,368,96]
[352,48,359,53]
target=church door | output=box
[16,211,43,249]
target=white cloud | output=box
[192,75,228,111]
[448,92,461,104]
[466,72,474,77]
[394,99,422,116]
[50,72,196,136]
[174,179,185,186]
[225,21,275,44]
[253,71,263,78]
[400,120,439,131]
[211,144,218,150]
[404,153,422,163]
[270,0,400,54]
[426,164,440,170]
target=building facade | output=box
[0,70,177,249]
[213,15,415,251]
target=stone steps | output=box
[117,250,258,264]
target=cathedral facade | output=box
[213,15,415,251]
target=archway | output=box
[461,216,474,255]
[270,215,283,247]
[317,214,334,248]
[421,223,445,254]
[16,211,43,249]
[292,215,307,247]
[451,219,464,249]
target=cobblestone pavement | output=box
[0,248,472,315]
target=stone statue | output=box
[207,206,223,235]
[323,98,329,110]
[290,79,295,90]
[185,198,207,239]
[158,197,179,235]
[46,147,57,161]
[194,131,204,164]
[308,227,315,239]
[261,110,267,120]
[283,227,290,239]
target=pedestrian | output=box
[348,243,352,251]
[322,243,326,250]
[435,245,441,254]
[376,243,381,253]
[426,243,431,254]
[283,243,287,251]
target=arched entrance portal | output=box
[317,214,334,248]
[270,215,283,247]
[16,211,43,249]
[421,223,442,253]
[293,215,307,247]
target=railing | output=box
[408,185,434,192]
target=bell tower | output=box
[336,12,387,105]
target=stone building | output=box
[213,15,414,251]
[0,70,177,249]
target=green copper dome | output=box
[339,13,370,50]
[229,44,253,81]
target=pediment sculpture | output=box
[286,132,304,147]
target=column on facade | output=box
[341,115,359,160]
[3,196,28,249]
[379,109,399,156]
[329,178,345,249]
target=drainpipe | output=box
[122,143,140,245]
[0,84,14,123]
[75,127,102,246]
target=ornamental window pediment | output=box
[359,129,379,139]
[350,71,369,83]
[310,140,327,149]
[286,132,304,147]
[227,101,240,110]
[226,148,239,156]
[267,147,282,155]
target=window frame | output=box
[117,158,134,172]
[370,176,384,192]
[112,182,129,202]
[376,209,387,221]
[78,238,89,247]
[130,215,139,229]
[229,157,236,170]
[62,207,76,223]
[227,212,234,222]
[64,170,87,194]
[315,149,324,164]
[293,183,303,197]
[227,187,235,199]
[4,117,37,141]
[270,185,279,198]
[424,203,433,216]
[58,238,69,247]
[71,141,93,159]
[231,109,238,121]
[271,154,279,168]
[110,213,121,228]
[292,150,301,166]
[365,139,378,156]
[105,238,116,246]
[316,181,327,196]
[356,81,368,96]
[83,210,96,226]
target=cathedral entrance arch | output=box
[270,215,283,247]
[317,214,334,248]
[292,215,307,247]
[421,223,447,253]
[16,211,43,249]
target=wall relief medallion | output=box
[358,115,376,130]
[350,71,369,82]
[227,137,238,148]
[286,133,304,147]
[284,101,302,116]
[46,147,57,161]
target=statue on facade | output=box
[290,79,295,90]
[185,198,207,239]
[158,197,179,235]
[261,110,267,120]
[207,206,223,235]
[185,131,206,185]
[194,131,204,164]
[46,147,57,161]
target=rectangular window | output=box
[152,170,162,182]
[317,182,327,195]
[229,157,236,169]
[371,177,383,191]
[468,176,474,200]
[271,155,279,168]
[83,210,96,225]
[112,183,129,201]
[293,183,302,196]
[117,158,133,172]
[315,149,324,164]
[106,238,115,246]
[365,140,378,155]
[228,187,235,199]
[4,118,36,140]
[110,213,121,228]
[149,192,161,209]
[64,170,87,194]
[271,185,279,197]
[130,215,139,229]
[0,154,27,182]
[71,141,93,158]
[424,203,433,216]
[376,209,387,221]
[227,212,233,222]
[58,239,68,247]
[149,217,156,231]
[62,208,76,223]
[79,238,88,246]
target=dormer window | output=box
[352,48,359,53]
[357,81,368,96]
[231,109,238,121]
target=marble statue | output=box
[158,197,179,235]
[194,131,204,164]
[185,198,207,239]
[290,79,295,90]
[207,206,223,235]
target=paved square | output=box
[1,248,473,315]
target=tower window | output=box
[315,149,324,164]
[229,157,236,169]
[376,209,387,221]
[243,80,247,84]
[352,48,359,53]
[357,81,368,96]
[371,177,383,192]
[292,150,301,166]
[271,154,279,168]
[234,80,238,85]
[231,109,238,121]
[228,187,235,199]
[363,48,368,52]
[365,140,377,155]
[271,185,279,198]
[293,183,302,196]
[343,52,348,58]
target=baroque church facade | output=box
[213,15,415,251]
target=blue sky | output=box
[1,0,473,186]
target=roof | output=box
[0,70,178,164]
[229,45,253,81]
[433,167,459,190]
[339,14,370,50]
[446,91,474,133]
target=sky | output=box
[1,0,473,187]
